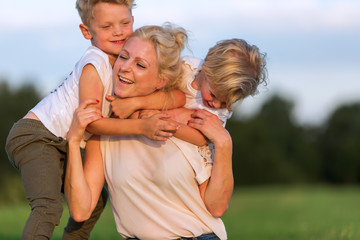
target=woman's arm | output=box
[65,100,106,222]
[188,110,234,218]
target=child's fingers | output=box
[151,122,180,141]
[154,112,171,119]
[105,95,116,102]
[160,122,180,132]
[152,135,168,141]
[154,129,173,141]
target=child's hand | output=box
[106,95,139,119]
[67,99,102,143]
[141,113,180,141]
[188,109,231,145]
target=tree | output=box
[320,103,360,183]
[228,95,322,185]
[0,80,42,180]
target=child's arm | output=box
[165,108,208,146]
[188,109,234,218]
[134,108,208,146]
[106,89,186,119]
[86,113,179,141]
[79,64,180,140]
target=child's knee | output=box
[30,197,64,223]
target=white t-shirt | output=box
[31,46,113,144]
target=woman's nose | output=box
[120,60,131,72]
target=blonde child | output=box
[5,1,182,239]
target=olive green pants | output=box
[5,118,107,240]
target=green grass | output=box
[1,185,360,239]
[224,185,360,240]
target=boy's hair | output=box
[76,0,136,26]
[201,38,268,111]
[132,23,188,91]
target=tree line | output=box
[227,95,360,185]
[1,79,360,194]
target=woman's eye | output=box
[119,55,128,60]
[137,63,146,69]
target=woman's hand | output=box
[188,109,231,145]
[189,109,233,217]
[67,99,102,143]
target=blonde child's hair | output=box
[132,23,188,91]
[201,39,268,111]
[76,0,136,26]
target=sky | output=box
[1,0,360,126]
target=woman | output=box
[65,24,233,240]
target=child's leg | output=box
[62,187,109,240]
[5,119,67,240]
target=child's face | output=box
[199,72,227,109]
[88,3,133,61]
[113,37,167,98]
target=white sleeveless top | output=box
[101,135,227,240]
[31,46,113,144]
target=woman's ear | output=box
[156,76,170,90]
[79,24,92,40]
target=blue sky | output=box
[1,0,360,125]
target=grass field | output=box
[1,185,360,240]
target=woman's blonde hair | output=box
[131,23,188,91]
[202,39,268,111]
[76,0,135,26]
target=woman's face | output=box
[113,36,167,98]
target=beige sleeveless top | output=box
[100,135,227,240]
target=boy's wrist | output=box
[138,119,147,136]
